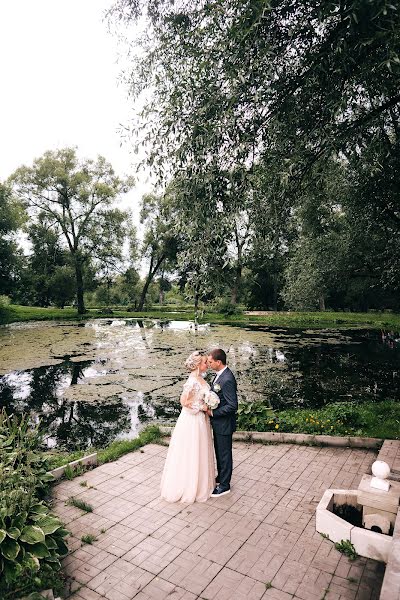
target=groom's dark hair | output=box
[209,348,226,365]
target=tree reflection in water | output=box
[0,359,130,451]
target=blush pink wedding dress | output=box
[160,374,215,503]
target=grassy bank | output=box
[44,425,163,472]
[1,303,400,329]
[238,400,400,440]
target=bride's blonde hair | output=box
[184,351,204,372]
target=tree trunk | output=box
[319,296,326,311]
[74,255,85,314]
[194,291,200,323]
[138,275,153,311]
[137,254,166,310]
[272,278,278,311]
[231,264,242,305]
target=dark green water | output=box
[0,319,399,450]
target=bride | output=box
[160,351,215,503]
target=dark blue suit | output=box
[210,367,238,490]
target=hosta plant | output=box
[0,410,69,599]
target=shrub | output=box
[0,295,11,307]
[214,299,243,316]
[0,410,69,599]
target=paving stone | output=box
[271,559,308,595]
[187,529,243,565]
[92,522,148,557]
[67,512,116,538]
[93,497,141,522]
[123,535,182,574]
[179,503,225,529]
[201,566,266,600]
[262,588,295,600]
[88,559,154,599]
[121,483,162,506]
[69,587,105,600]
[151,516,207,549]
[209,510,260,541]
[159,550,222,596]
[134,577,198,599]
[120,505,172,534]
[52,442,386,600]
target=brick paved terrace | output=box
[52,441,385,600]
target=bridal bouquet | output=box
[204,390,220,410]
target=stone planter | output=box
[48,452,97,480]
[316,489,392,563]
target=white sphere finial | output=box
[371,461,391,480]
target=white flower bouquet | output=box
[204,390,220,410]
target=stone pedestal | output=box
[357,474,400,533]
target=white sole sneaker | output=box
[211,489,231,497]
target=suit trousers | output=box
[213,431,233,490]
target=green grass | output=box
[1,303,400,328]
[81,534,98,545]
[238,400,400,440]
[67,497,93,512]
[334,540,359,561]
[97,425,161,464]
[44,425,162,475]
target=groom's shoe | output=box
[211,485,230,497]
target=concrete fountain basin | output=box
[316,489,392,563]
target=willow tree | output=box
[109,0,400,305]
[11,148,133,313]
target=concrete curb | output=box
[48,452,98,480]
[159,426,382,449]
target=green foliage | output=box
[214,299,243,316]
[97,424,161,464]
[0,182,25,297]
[10,148,133,314]
[108,0,400,312]
[334,540,359,561]
[0,410,68,599]
[237,400,400,440]
[67,498,93,513]
[81,534,97,545]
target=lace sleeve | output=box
[180,378,205,413]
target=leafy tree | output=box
[0,182,25,296]
[138,192,180,310]
[10,148,133,313]
[109,0,400,310]
[49,265,76,308]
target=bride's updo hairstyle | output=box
[184,351,203,372]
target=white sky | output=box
[0,0,150,222]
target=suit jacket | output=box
[210,367,238,435]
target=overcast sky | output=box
[0,0,148,218]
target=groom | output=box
[207,348,238,497]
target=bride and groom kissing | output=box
[160,348,238,504]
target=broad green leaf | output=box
[56,539,69,556]
[12,512,27,530]
[30,504,48,515]
[35,516,62,535]
[0,529,6,544]
[45,536,58,549]
[6,527,20,539]
[1,537,20,560]
[29,542,51,558]
[20,525,45,544]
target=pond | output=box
[0,318,399,450]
